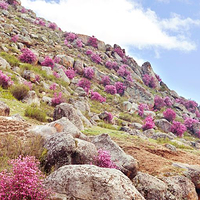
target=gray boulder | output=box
[45,165,145,200]
[0,101,10,116]
[90,133,138,179]
[22,91,40,106]
[155,119,172,133]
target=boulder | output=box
[143,129,155,138]
[74,60,84,75]
[143,110,156,118]
[0,101,10,116]
[129,123,143,130]
[151,132,175,141]
[22,91,40,106]
[53,103,84,131]
[72,97,90,113]
[56,55,74,68]
[0,57,11,69]
[133,172,167,200]
[122,101,132,112]
[192,122,200,136]
[45,165,145,200]
[54,64,70,84]
[90,133,138,179]
[155,119,172,133]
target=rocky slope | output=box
[1,0,200,199]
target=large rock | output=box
[53,103,84,131]
[155,119,172,133]
[0,57,11,69]
[192,122,200,136]
[22,91,40,106]
[151,132,175,141]
[72,97,90,113]
[133,172,167,200]
[0,101,10,116]
[74,60,84,75]
[90,133,138,179]
[45,165,145,200]
[56,55,74,68]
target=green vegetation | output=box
[0,52,20,67]
[10,84,30,100]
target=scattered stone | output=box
[0,101,10,116]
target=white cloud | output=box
[21,0,199,52]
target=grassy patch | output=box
[0,52,20,67]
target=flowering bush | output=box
[164,96,172,107]
[196,110,200,118]
[53,56,61,64]
[142,116,155,131]
[91,53,102,64]
[49,83,57,91]
[88,36,98,48]
[24,81,32,90]
[65,32,77,42]
[19,48,37,64]
[138,103,149,117]
[77,78,91,92]
[35,18,46,26]
[104,85,117,95]
[115,81,125,95]
[65,68,76,79]
[0,70,13,88]
[0,156,51,200]
[105,61,118,70]
[104,111,113,123]
[41,56,54,69]
[0,1,8,9]
[184,117,198,131]
[85,49,93,55]
[155,74,161,82]
[127,74,133,82]
[84,67,94,79]
[154,95,165,110]
[91,91,106,103]
[51,92,64,106]
[11,35,19,43]
[117,65,130,78]
[21,7,27,13]
[101,76,110,86]
[163,108,176,122]
[142,74,156,88]
[114,47,125,58]
[171,121,186,137]
[76,38,83,48]
[184,100,198,113]
[48,22,57,30]
[94,149,118,169]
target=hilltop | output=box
[1,0,200,199]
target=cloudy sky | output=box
[21,0,200,104]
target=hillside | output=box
[1,0,200,199]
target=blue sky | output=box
[21,0,200,104]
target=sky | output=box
[21,0,200,104]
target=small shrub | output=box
[53,71,60,78]
[19,48,37,64]
[104,85,117,95]
[11,35,19,43]
[171,121,186,137]
[84,67,94,79]
[184,117,198,131]
[51,92,64,106]
[24,80,32,90]
[91,91,106,103]
[0,156,51,199]
[77,78,91,92]
[65,32,77,42]
[10,84,29,100]
[0,1,8,9]
[53,56,61,64]
[0,70,13,89]
[142,74,156,88]
[48,22,57,30]
[114,47,125,58]
[85,49,93,55]
[35,18,46,26]
[164,96,172,107]
[49,83,57,91]
[163,108,176,122]
[117,65,130,78]
[184,100,198,113]
[104,112,113,123]
[65,68,76,79]
[88,36,98,48]
[154,95,165,110]
[76,38,83,48]
[25,105,47,122]
[155,74,161,82]
[101,76,110,86]
[142,116,155,131]
[41,56,54,69]
[115,82,125,95]
[196,110,200,118]
[138,103,149,117]
[105,61,118,70]
[91,53,101,64]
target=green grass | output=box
[0,52,20,67]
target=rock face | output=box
[53,103,84,131]
[155,119,172,133]
[0,101,10,116]
[90,133,138,179]
[45,165,145,200]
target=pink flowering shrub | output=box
[142,74,156,88]
[115,81,125,95]
[53,71,60,78]
[105,61,118,70]
[94,149,118,169]
[88,36,98,48]
[184,100,198,113]
[127,74,133,82]
[0,156,51,200]
[196,110,200,118]
[171,121,186,137]
[48,22,57,30]
[91,53,102,64]
[21,7,27,13]
[35,74,40,82]
[163,108,176,122]
[0,1,8,9]
[91,91,106,103]
[117,65,130,78]
[138,103,149,117]
[49,83,57,91]
[41,56,54,69]
[104,85,117,95]
[142,116,155,131]
[84,67,94,79]
[19,48,37,64]
[101,76,110,86]
[65,32,77,42]
[184,117,198,131]
[24,81,32,90]
[104,111,113,123]
[0,70,13,88]
[65,68,76,79]
[11,35,19,43]
[114,47,125,58]
[77,78,91,92]
[155,74,161,82]
[51,92,64,106]
[35,18,46,26]
[53,56,61,64]
[76,38,83,48]
[85,49,93,55]
[154,95,165,110]
[164,96,172,107]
